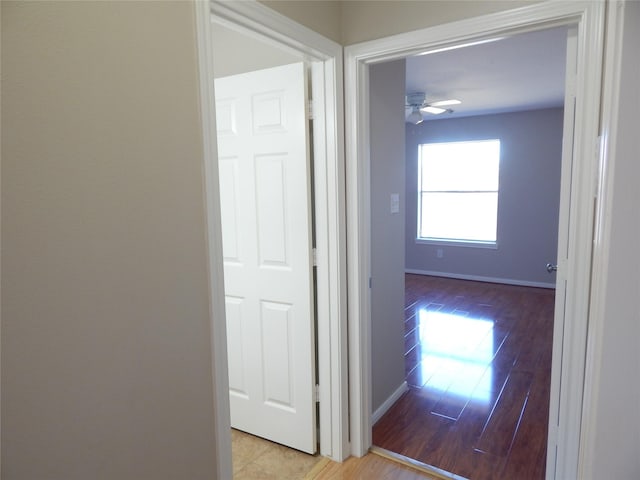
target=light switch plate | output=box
[390,193,400,214]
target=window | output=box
[417,139,500,246]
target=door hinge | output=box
[312,248,318,267]
[308,99,314,120]
[314,384,320,402]
[595,135,603,197]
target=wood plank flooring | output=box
[309,452,443,480]
[373,274,554,480]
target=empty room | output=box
[369,26,568,479]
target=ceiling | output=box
[405,26,568,121]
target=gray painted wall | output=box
[405,108,564,286]
[592,2,640,477]
[2,2,217,478]
[370,60,406,412]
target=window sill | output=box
[416,238,498,250]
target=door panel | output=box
[255,154,289,265]
[215,62,316,454]
[218,157,241,262]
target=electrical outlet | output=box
[436,248,444,259]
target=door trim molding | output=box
[197,0,348,470]
[344,3,605,479]
[578,2,626,478]
[193,2,232,479]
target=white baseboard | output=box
[372,381,408,425]
[405,268,555,289]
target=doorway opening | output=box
[345,3,605,480]
[201,2,349,476]
[212,19,319,461]
[214,53,319,456]
[368,26,567,479]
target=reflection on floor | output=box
[232,429,321,480]
[373,274,554,480]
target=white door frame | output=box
[344,2,605,480]
[578,1,627,478]
[194,1,348,478]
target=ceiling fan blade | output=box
[429,99,461,107]
[421,106,447,115]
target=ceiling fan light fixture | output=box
[422,106,447,115]
[406,92,460,121]
[407,106,424,124]
[406,92,427,106]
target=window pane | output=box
[420,192,498,242]
[420,140,500,192]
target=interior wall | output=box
[258,0,540,46]
[340,0,540,45]
[2,1,636,477]
[591,2,640,478]
[405,108,563,286]
[257,0,342,44]
[1,2,217,478]
[211,23,300,78]
[369,59,406,412]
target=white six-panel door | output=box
[215,63,317,454]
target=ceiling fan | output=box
[405,92,461,124]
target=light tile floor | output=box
[232,429,439,479]
[232,429,322,480]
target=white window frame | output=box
[416,139,500,248]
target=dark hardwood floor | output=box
[373,274,554,480]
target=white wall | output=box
[369,60,407,412]
[591,2,640,478]
[405,108,564,286]
[1,2,217,478]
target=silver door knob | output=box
[546,263,558,273]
